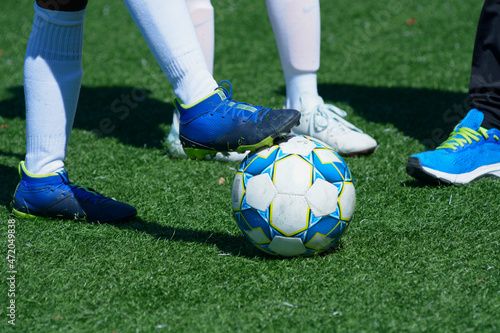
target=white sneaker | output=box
[291,94,377,156]
[166,110,249,162]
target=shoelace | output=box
[56,170,110,204]
[211,80,271,122]
[437,126,498,150]
[310,103,361,133]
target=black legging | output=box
[469,0,500,129]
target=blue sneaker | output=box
[12,162,137,222]
[177,80,301,160]
[406,109,500,185]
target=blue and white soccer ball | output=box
[231,135,356,257]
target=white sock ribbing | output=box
[266,0,320,110]
[124,0,218,105]
[24,3,85,175]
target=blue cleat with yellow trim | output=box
[166,108,249,162]
[176,80,301,160]
[12,161,137,222]
[406,109,500,185]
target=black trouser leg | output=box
[36,0,88,11]
[469,0,500,129]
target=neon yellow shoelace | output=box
[437,126,498,150]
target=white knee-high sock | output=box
[187,0,214,75]
[24,3,85,175]
[266,0,320,109]
[124,0,218,105]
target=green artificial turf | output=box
[0,0,498,332]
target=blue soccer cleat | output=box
[166,109,249,162]
[406,109,500,185]
[12,162,137,222]
[176,80,301,160]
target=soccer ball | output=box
[231,135,356,257]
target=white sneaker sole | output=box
[407,157,500,185]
